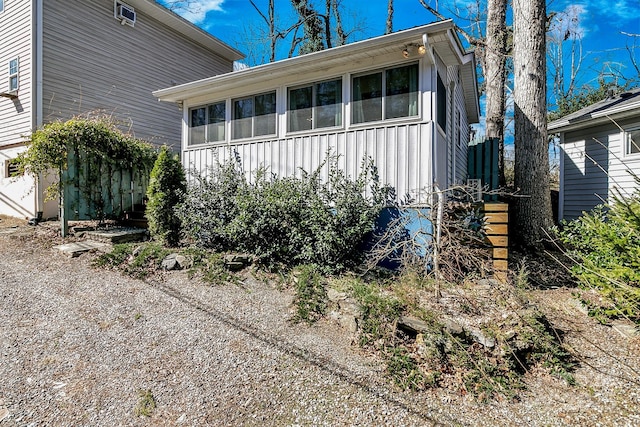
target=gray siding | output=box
[561,124,615,220]
[41,0,233,147]
[0,0,32,147]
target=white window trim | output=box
[350,62,421,127]
[114,1,135,27]
[231,91,278,141]
[623,127,640,158]
[8,57,19,93]
[286,77,344,135]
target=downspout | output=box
[33,0,44,219]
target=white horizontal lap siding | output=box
[561,126,613,220]
[41,0,232,147]
[183,124,432,204]
[0,0,32,147]
[607,119,640,200]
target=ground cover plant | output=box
[557,176,640,325]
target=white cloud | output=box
[171,0,225,24]
[549,3,588,39]
[586,0,635,24]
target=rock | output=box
[338,299,360,316]
[161,253,187,271]
[327,288,347,303]
[225,261,245,271]
[441,317,464,336]
[398,315,432,334]
[224,253,251,271]
[338,315,358,333]
[468,328,496,348]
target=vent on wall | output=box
[115,2,136,26]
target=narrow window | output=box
[352,72,382,124]
[0,0,4,14]
[385,64,419,119]
[188,101,226,145]
[352,63,419,124]
[9,58,19,92]
[232,91,276,139]
[627,129,640,155]
[288,78,342,132]
[436,74,446,131]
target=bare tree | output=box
[512,0,553,249]
[385,0,394,35]
[484,0,508,187]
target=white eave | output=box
[131,0,244,62]
[549,99,640,133]
[153,20,479,123]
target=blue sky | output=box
[163,0,640,94]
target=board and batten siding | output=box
[41,0,233,147]
[0,0,33,147]
[183,123,433,204]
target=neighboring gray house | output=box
[549,88,640,221]
[0,0,243,219]
[154,20,479,204]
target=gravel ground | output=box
[1,221,639,426]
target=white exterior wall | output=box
[0,0,33,147]
[0,0,36,217]
[176,53,464,205]
[184,123,432,203]
[559,117,640,220]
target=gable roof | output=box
[548,87,640,133]
[129,0,244,62]
[153,20,480,123]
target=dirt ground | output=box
[0,219,639,426]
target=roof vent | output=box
[116,2,136,26]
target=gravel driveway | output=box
[1,224,639,426]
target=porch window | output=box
[352,63,418,124]
[0,1,4,14]
[189,101,225,145]
[626,128,640,155]
[8,58,19,92]
[233,91,276,139]
[288,78,342,132]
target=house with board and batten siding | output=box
[153,20,479,206]
[0,0,243,219]
[549,88,640,221]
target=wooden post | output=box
[483,202,509,282]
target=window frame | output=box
[351,62,420,125]
[188,100,227,146]
[287,77,343,133]
[8,57,19,93]
[624,127,640,157]
[232,91,277,140]
[0,0,4,14]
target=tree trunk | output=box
[484,0,507,186]
[385,0,393,35]
[513,0,553,250]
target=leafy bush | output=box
[177,155,390,273]
[146,146,186,246]
[292,265,328,323]
[558,181,640,324]
[17,116,156,213]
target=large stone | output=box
[327,288,347,303]
[54,241,111,257]
[468,328,496,348]
[162,253,188,271]
[398,315,432,334]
